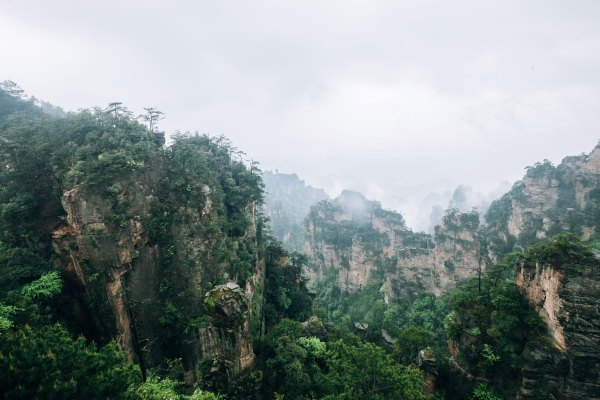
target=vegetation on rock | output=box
[2,84,600,399]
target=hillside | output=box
[1,84,599,399]
[298,144,600,302]
[0,87,267,383]
[0,87,426,399]
[483,146,600,260]
[296,146,600,399]
[305,190,482,298]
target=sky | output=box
[1,0,600,230]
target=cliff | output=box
[305,191,483,298]
[485,143,600,261]
[52,171,262,383]
[516,238,600,400]
[16,107,268,385]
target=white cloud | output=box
[1,0,599,230]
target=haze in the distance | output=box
[1,0,599,230]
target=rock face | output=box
[485,143,600,261]
[52,151,265,384]
[417,347,438,397]
[393,210,483,298]
[53,185,160,361]
[305,191,483,298]
[201,283,255,376]
[516,253,600,399]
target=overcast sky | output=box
[1,0,599,230]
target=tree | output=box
[136,376,221,400]
[0,324,141,400]
[0,80,25,98]
[394,326,434,365]
[140,107,164,133]
[447,268,546,395]
[106,102,133,119]
[323,340,424,400]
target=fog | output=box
[1,0,599,230]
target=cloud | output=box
[1,0,599,229]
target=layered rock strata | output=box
[517,255,600,399]
[305,191,483,298]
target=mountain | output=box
[262,170,329,251]
[483,145,600,260]
[0,84,431,400]
[298,144,600,399]
[299,144,600,299]
[2,83,599,399]
[304,190,482,298]
[0,87,270,390]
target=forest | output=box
[1,82,599,400]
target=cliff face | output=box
[51,135,266,384]
[305,191,483,298]
[53,184,160,363]
[485,144,600,261]
[516,249,600,399]
[396,210,483,297]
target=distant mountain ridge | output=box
[262,170,329,251]
[264,143,600,299]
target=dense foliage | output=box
[0,84,425,399]
[0,324,140,400]
[307,210,595,400]
[253,318,425,400]
[445,270,546,397]
[0,85,232,399]
[3,83,598,400]
[263,244,312,327]
[242,236,426,399]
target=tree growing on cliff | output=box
[446,260,547,396]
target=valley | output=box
[1,85,599,399]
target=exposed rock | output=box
[486,143,600,261]
[205,283,246,322]
[53,186,152,358]
[516,254,600,399]
[302,316,327,338]
[201,284,255,375]
[417,347,438,396]
[52,166,264,385]
[305,191,483,298]
[381,329,397,346]
[354,322,369,332]
[516,263,566,350]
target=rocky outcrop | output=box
[53,185,159,360]
[418,347,438,397]
[52,161,264,384]
[392,210,484,298]
[516,252,600,399]
[485,143,600,261]
[305,191,483,297]
[201,283,255,377]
